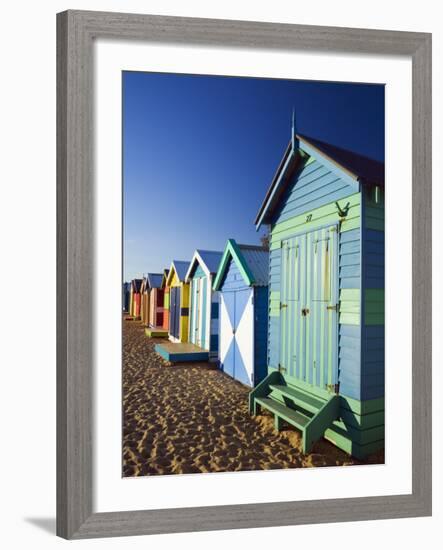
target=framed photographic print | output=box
[57,10,432,539]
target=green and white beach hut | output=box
[250,124,384,458]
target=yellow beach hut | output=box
[140,276,150,326]
[165,260,191,343]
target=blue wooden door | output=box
[280,225,338,393]
[169,286,181,339]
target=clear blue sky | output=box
[123,71,384,281]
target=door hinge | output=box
[280,302,287,309]
[278,363,287,373]
[326,383,340,394]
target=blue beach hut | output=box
[249,124,385,458]
[185,250,223,361]
[213,240,269,387]
[122,282,131,313]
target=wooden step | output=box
[269,384,325,414]
[250,373,340,454]
[255,397,311,431]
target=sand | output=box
[123,318,383,476]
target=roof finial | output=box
[291,107,297,152]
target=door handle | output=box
[326,304,338,311]
[301,308,310,316]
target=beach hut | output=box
[166,260,190,343]
[213,240,269,387]
[185,250,223,360]
[161,269,170,332]
[129,279,142,319]
[122,282,131,312]
[140,277,150,325]
[155,259,216,362]
[249,125,384,459]
[145,272,168,338]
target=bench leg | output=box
[274,415,283,431]
[252,400,259,416]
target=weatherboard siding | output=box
[253,285,269,385]
[361,187,385,401]
[219,258,245,291]
[273,158,358,225]
[193,265,206,279]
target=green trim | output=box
[271,192,360,236]
[270,390,385,441]
[304,155,315,167]
[324,429,384,459]
[341,288,360,301]
[340,407,385,430]
[365,288,384,325]
[269,192,361,250]
[331,419,385,445]
[366,217,385,231]
[145,327,168,338]
[265,379,384,416]
[339,312,360,325]
[276,370,334,401]
[339,395,384,416]
[213,238,255,290]
[340,288,360,322]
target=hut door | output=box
[280,234,303,380]
[280,225,338,393]
[220,288,254,386]
[192,279,202,346]
[305,226,339,392]
[170,286,181,340]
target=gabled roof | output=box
[185,249,223,282]
[166,260,190,286]
[255,133,385,229]
[131,278,143,293]
[146,273,163,289]
[298,134,385,185]
[140,277,149,294]
[213,240,268,290]
[161,269,170,289]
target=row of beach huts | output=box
[124,129,385,458]
[124,241,269,388]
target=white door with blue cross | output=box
[219,288,254,386]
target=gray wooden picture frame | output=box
[57,9,432,540]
